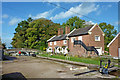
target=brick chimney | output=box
[65,26,70,34]
[58,28,63,35]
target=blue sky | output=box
[1,2,119,47]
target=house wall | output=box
[89,25,104,53]
[118,35,120,48]
[48,25,104,56]
[48,40,68,52]
[68,25,104,56]
[109,37,118,57]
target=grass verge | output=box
[39,53,101,65]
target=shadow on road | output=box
[3,55,17,61]
[2,72,27,80]
[74,70,97,76]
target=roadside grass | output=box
[4,52,10,56]
[39,53,119,67]
[39,53,101,65]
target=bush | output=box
[62,46,66,49]
[87,56,91,58]
[67,48,70,52]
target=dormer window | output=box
[95,35,100,41]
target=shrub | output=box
[67,48,70,52]
[62,46,66,49]
[87,56,91,58]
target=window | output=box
[54,41,56,45]
[50,42,52,45]
[78,36,82,41]
[95,35,100,41]
[71,37,76,43]
[63,40,67,44]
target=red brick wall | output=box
[109,37,118,57]
[48,25,104,56]
[68,25,104,56]
[48,40,68,52]
[68,36,89,57]
[89,25,104,52]
[118,35,120,48]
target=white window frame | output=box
[95,35,100,41]
[50,42,52,45]
[63,40,67,44]
[78,36,82,41]
[71,37,76,43]
[54,41,56,45]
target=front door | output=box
[96,47,102,55]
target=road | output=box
[2,56,116,78]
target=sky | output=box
[0,2,119,47]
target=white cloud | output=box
[33,11,50,19]
[9,17,22,25]
[2,14,9,19]
[50,3,99,20]
[85,21,95,25]
[29,7,57,19]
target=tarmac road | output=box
[2,56,116,79]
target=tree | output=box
[2,43,6,49]
[11,18,60,50]
[99,22,117,51]
[62,16,86,31]
[11,19,29,48]
[27,17,33,22]
[25,18,60,50]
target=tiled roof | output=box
[48,34,67,42]
[48,25,94,42]
[68,25,93,37]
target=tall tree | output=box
[99,22,117,51]
[11,19,29,48]
[11,18,60,50]
[27,17,33,22]
[2,43,6,49]
[62,16,86,31]
[25,18,60,50]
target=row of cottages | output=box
[47,23,105,56]
[107,32,120,59]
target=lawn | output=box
[38,53,119,66]
[38,53,101,65]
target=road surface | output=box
[2,56,116,78]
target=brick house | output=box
[107,32,120,58]
[47,23,104,56]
